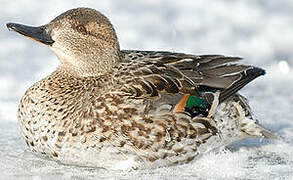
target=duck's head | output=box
[7,8,120,77]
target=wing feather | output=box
[120,50,265,103]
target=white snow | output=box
[1,0,293,179]
[278,61,290,75]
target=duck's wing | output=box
[120,50,264,100]
[119,50,264,116]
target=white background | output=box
[0,0,293,179]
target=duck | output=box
[6,7,276,170]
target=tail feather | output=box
[219,67,265,102]
[232,94,277,140]
[257,124,278,139]
[242,123,277,140]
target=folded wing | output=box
[119,50,265,116]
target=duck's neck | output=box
[53,65,115,90]
[50,44,121,78]
[58,61,115,78]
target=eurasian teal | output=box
[7,8,275,170]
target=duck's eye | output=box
[76,25,87,34]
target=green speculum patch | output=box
[186,95,207,109]
[185,95,209,117]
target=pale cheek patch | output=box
[49,45,71,64]
[49,28,79,64]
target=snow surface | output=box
[1,0,293,179]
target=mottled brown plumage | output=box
[7,8,275,170]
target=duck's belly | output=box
[17,83,249,170]
[17,92,139,169]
